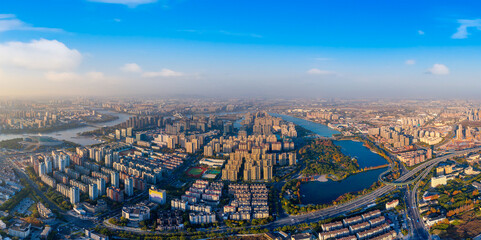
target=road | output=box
[406,157,441,240]
[266,147,481,230]
[3,146,481,236]
[1,154,96,229]
[100,146,481,235]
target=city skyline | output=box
[2,1,481,98]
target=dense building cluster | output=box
[0,164,21,205]
[224,183,269,220]
[0,106,105,131]
[32,143,173,206]
[396,149,433,167]
[319,210,396,240]
[156,210,184,231]
[306,110,342,122]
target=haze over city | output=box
[4,1,481,240]
[2,0,481,98]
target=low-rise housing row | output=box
[189,212,216,224]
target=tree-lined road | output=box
[266,147,481,230]
[3,146,480,237]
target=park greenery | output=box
[109,217,129,227]
[299,139,359,179]
[0,187,31,211]
[279,138,392,215]
[1,122,86,134]
[434,178,478,212]
[45,188,72,210]
[0,138,24,150]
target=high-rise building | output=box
[45,158,53,174]
[136,133,146,141]
[113,152,120,163]
[263,166,272,180]
[204,145,213,157]
[39,162,46,176]
[95,151,102,163]
[111,171,120,188]
[456,124,465,140]
[89,183,98,201]
[69,186,80,205]
[107,187,124,202]
[59,158,66,172]
[289,152,297,165]
[186,141,195,154]
[125,178,134,197]
[105,154,112,167]
[97,178,106,196]
[149,186,166,204]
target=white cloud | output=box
[88,0,157,7]
[418,30,425,35]
[0,39,82,70]
[121,63,142,73]
[45,71,106,82]
[0,14,62,33]
[142,69,184,77]
[307,68,334,75]
[45,71,81,82]
[452,19,481,39]
[405,59,416,65]
[0,14,16,19]
[86,71,105,80]
[426,64,450,75]
[121,63,185,78]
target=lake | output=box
[272,113,388,205]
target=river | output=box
[0,111,131,146]
[271,113,388,205]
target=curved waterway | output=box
[271,113,388,205]
[0,111,131,146]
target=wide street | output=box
[3,145,481,237]
[1,153,96,229]
[266,146,481,231]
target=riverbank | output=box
[0,111,131,146]
[0,122,87,134]
[274,113,390,213]
[277,112,340,132]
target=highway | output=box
[2,146,481,236]
[266,147,481,230]
[98,146,481,235]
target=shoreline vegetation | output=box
[282,177,384,215]
[0,122,87,134]
[0,113,119,135]
[299,139,360,180]
[279,114,394,216]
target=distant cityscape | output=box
[1,98,481,239]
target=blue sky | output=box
[1,0,481,98]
